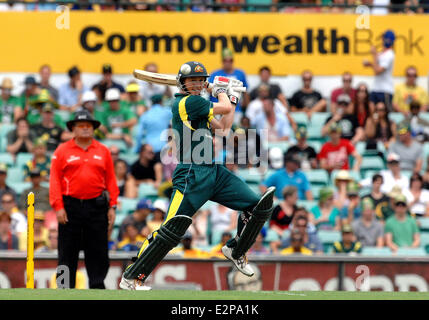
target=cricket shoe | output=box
[222,245,254,277]
[119,274,152,291]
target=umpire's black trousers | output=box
[57,194,109,289]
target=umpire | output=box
[49,110,119,289]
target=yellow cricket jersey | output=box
[280,246,313,255]
[393,83,429,112]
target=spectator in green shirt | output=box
[23,138,51,182]
[124,81,146,117]
[385,194,420,252]
[20,75,40,115]
[0,78,22,123]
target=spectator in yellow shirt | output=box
[280,229,313,255]
[117,223,146,251]
[393,66,429,113]
[170,232,213,259]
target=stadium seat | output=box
[396,247,427,256]
[360,156,385,177]
[246,0,271,12]
[265,228,280,243]
[54,110,71,123]
[317,230,341,253]
[420,232,429,253]
[16,153,33,169]
[118,197,139,215]
[417,218,429,232]
[388,112,405,124]
[211,229,237,246]
[296,199,318,212]
[290,112,308,127]
[138,183,158,200]
[200,200,216,211]
[101,139,129,153]
[364,170,379,180]
[361,247,392,256]
[0,124,15,153]
[268,141,290,153]
[12,182,32,197]
[6,167,24,184]
[0,153,14,167]
[422,143,429,171]
[237,168,263,185]
[310,185,324,200]
[307,169,329,186]
[310,112,330,127]
[420,112,429,123]
[307,141,322,153]
[114,212,128,228]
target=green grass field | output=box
[1,289,429,300]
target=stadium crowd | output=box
[1,40,429,259]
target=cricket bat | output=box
[133,69,246,92]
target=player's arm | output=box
[210,92,234,136]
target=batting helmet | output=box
[177,61,209,93]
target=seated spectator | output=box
[209,203,238,235]
[352,198,384,247]
[385,194,420,252]
[146,199,168,234]
[260,154,313,200]
[124,81,146,117]
[170,232,212,258]
[280,228,313,256]
[93,64,125,102]
[364,101,397,150]
[39,64,59,102]
[269,186,298,237]
[253,98,294,143]
[248,230,270,255]
[98,88,137,147]
[79,90,107,141]
[32,211,49,251]
[58,66,87,111]
[210,231,232,257]
[268,147,283,170]
[109,145,121,163]
[0,164,17,208]
[330,72,356,114]
[318,123,362,173]
[0,212,19,250]
[250,66,289,109]
[20,75,40,114]
[403,173,429,217]
[404,101,429,143]
[393,65,429,114]
[23,138,50,182]
[353,83,372,127]
[361,174,390,220]
[19,168,51,212]
[6,117,36,157]
[333,224,362,254]
[140,62,171,107]
[340,181,362,224]
[310,187,341,231]
[118,198,152,241]
[0,77,22,124]
[26,90,64,128]
[322,94,364,144]
[117,223,146,252]
[1,191,26,239]
[36,226,58,253]
[284,126,318,170]
[389,123,423,173]
[289,70,327,115]
[333,170,354,208]
[130,144,163,188]
[114,159,137,199]
[235,116,265,168]
[134,94,172,155]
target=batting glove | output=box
[227,86,241,105]
[211,76,230,98]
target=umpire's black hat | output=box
[66,110,101,131]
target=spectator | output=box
[26,90,63,128]
[289,70,327,115]
[385,194,420,252]
[98,87,137,147]
[39,64,59,102]
[37,226,58,253]
[330,72,356,114]
[268,147,283,170]
[19,168,51,212]
[403,173,429,217]
[352,198,385,247]
[124,81,146,117]
[353,83,372,127]
[364,101,397,150]
[0,165,17,209]
[236,116,265,168]
[188,209,210,247]
[79,90,107,141]
[170,232,212,258]
[209,203,238,234]
[250,66,289,109]
[0,212,19,250]
[23,138,50,182]
[210,231,233,256]
[261,153,313,200]
[310,187,341,231]
[140,62,171,107]
[117,223,146,252]
[318,122,362,173]
[269,186,298,237]
[146,199,168,234]
[404,100,429,143]
[32,211,49,251]
[6,117,36,157]
[393,66,429,114]
[284,126,318,170]
[114,159,137,199]
[361,174,390,220]
[253,98,294,143]
[0,77,22,123]
[58,66,87,111]
[280,228,313,255]
[322,94,364,144]
[340,181,362,225]
[29,103,70,152]
[130,144,163,188]
[381,186,407,221]
[1,191,26,243]
[118,198,152,241]
[332,170,354,209]
[134,94,172,155]
[94,64,125,102]
[208,48,250,112]
[333,224,362,254]
[248,230,270,255]
[389,123,423,173]
[363,30,396,111]
[20,75,40,114]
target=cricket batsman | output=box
[120,61,275,290]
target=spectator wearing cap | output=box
[94,64,125,102]
[97,87,137,147]
[352,198,384,247]
[23,138,50,182]
[284,126,318,170]
[58,66,87,111]
[140,63,171,107]
[0,77,22,123]
[124,81,146,117]
[6,117,36,157]
[117,223,146,252]
[20,75,40,113]
[322,93,364,144]
[114,159,137,199]
[261,153,312,200]
[393,66,429,114]
[19,167,51,212]
[130,143,163,188]
[26,89,63,128]
[0,165,17,207]
[39,64,59,102]
[364,101,397,150]
[389,122,423,173]
[170,232,212,258]
[280,228,313,256]
[363,30,396,111]
[385,194,420,252]
[310,187,341,231]
[0,212,19,250]
[118,198,152,241]
[361,174,390,220]
[403,100,429,143]
[333,224,362,254]
[134,93,172,155]
[330,72,357,115]
[289,70,327,116]
[403,173,429,217]
[1,191,26,246]
[318,123,362,173]
[340,181,362,224]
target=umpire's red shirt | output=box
[49,138,119,211]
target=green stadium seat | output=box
[290,112,308,127]
[101,139,129,153]
[306,125,325,142]
[307,169,329,186]
[114,212,128,227]
[360,156,385,177]
[138,183,158,200]
[268,141,290,153]
[6,167,25,184]
[110,226,119,242]
[361,247,392,256]
[0,124,15,153]
[0,153,14,167]
[310,112,330,127]
[12,182,32,197]
[246,0,271,12]
[120,152,139,166]
[308,141,322,153]
[310,185,324,200]
[420,112,429,123]
[355,141,366,156]
[54,110,71,123]
[396,247,427,256]
[118,197,139,215]
[420,232,429,253]
[296,199,318,212]
[417,218,429,232]
[388,112,405,124]
[422,143,429,172]
[265,228,280,243]
[317,230,341,253]
[237,168,263,185]
[364,170,379,180]
[16,153,33,169]
[200,200,216,211]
